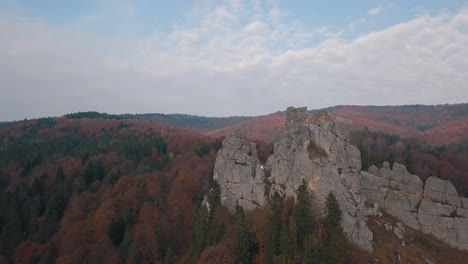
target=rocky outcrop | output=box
[362,164,468,250]
[266,108,375,251]
[361,162,423,230]
[213,106,468,251]
[214,107,377,251]
[213,130,267,210]
[417,176,468,250]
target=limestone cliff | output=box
[213,107,468,251]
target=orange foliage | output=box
[248,207,271,263]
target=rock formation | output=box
[213,130,267,210]
[213,107,468,251]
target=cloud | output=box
[0,2,468,120]
[368,7,383,16]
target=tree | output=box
[280,215,297,263]
[108,216,126,246]
[40,242,56,264]
[323,192,347,264]
[264,192,282,263]
[208,180,221,218]
[296,180,314,249]
[404,146,413,174]
[234,203,251,264]
[190,205,209,262]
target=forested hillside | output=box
[0,107,467,263]
[0,116,223,263]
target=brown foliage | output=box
[198,244,235,264]
[12,240,46,264]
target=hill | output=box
[0,105,467,263]
[328,104,468,145]
[125,113,253,131]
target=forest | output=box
[0,113,466,263]
[0,116,357,264]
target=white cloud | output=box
[368,7,383,16]
[0,3,468,120]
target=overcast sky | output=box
[1,0,468,121]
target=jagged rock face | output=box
[215,107,376,251]
[418,177,468,250]
[213,107,468,251]
[361,162,423,230]
[213,130,267,211]
[362,164,468,250]
[265,110,375,251]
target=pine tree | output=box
[295,180,314,250]
[280,215,297,264]
[235,203,251,264]
[323,192,347,264]
[190,205,209,262]
[208,180,221,218]
[264,191,282,262]
[40,242,56,264]
[404,146,413,174]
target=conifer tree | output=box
[323,191,347,264]
[235,203,251,264]
[208,180,221,218]
[295,180,314,249]
[190,205,209,262]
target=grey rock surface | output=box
[213,106,468,251]
[417,177,468,250]
[213,130,267,211]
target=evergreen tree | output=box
[235,203,251,264]
[190,205,209,262]
[108,216,126,246]
[40,242,56,264]
[295,180,314,250]
[208,180,221,218]
[280,216,296,264]
[404,146,413,174]
[163,247,175,264]
[323,192,347,264]
[264,191,283,263]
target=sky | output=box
[0,0,468,121]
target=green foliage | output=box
[296,180,314,249]
[190,205,209,262]
[404,147,414,174]
[208,180,221,218]
[212,138,223,152]
[163,247,175,264]
[108,216,127,246]
[38,191,67,241]
[235,204,252,264]
[83,159,106,187]
[193,140,210,157]
[40,242,56,264]
[131,113,251,130]
[65,111,124,119]
[323,192,347,264]
[112,132,167,165]
[265,191,283,263]
[279,217,296,264]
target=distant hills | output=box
[185,103,468,145]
